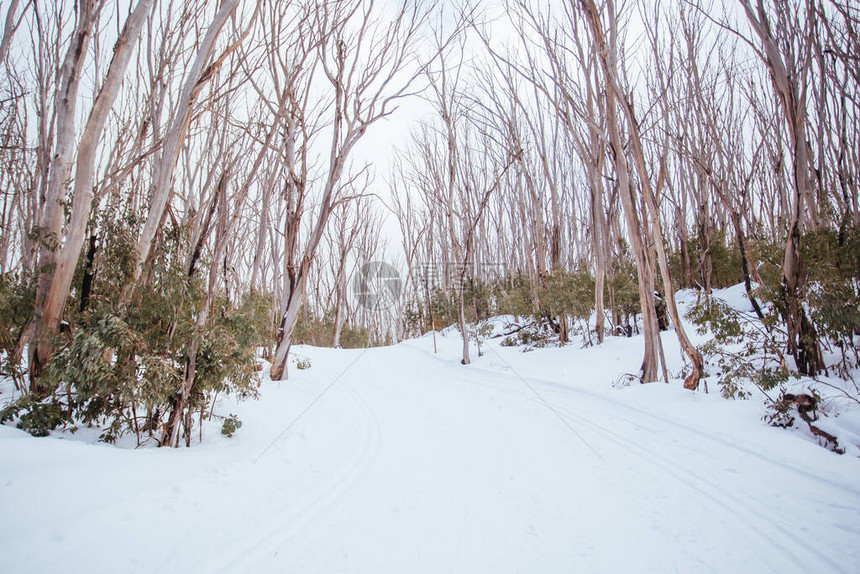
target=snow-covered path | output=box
[2,332,859,573]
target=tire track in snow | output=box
[208,381,380,573]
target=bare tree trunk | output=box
[739,0,823,375]
[695,170,714,293]
[587,93,609,345]
[641,160,705,390]
[729,211,766,321]
[0,0,23,66]
[132,0,243,287]
[457,286,470,364]
[249,170,275,291]
[579,0,661,381]
[164,168,230,447]
[271,0,428,379]
[25,0,97,388]
[34,0,155,380]
[270,256,311,380]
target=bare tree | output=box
[269,0,431,380]
[0,0,27,66]
[738,0,824,374]
[27,0,156,387]
[131,0,246,288]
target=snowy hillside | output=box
[3,0,859,570]
[2,293,859,573]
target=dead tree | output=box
[27,0,156,387]
[131,0,245,288]
[269,0,431,380]
[574,0,665,382]
[738,0,824,375]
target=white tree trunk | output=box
[26,0,97,386]
[132,0,242,285]
[38,0,155,363]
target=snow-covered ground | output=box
[2,292,860,573]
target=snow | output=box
[2,295,860,573]
[703,282,756,312]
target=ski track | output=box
[395,340,859,572]
[405,339,859,497]
[548,400,845,573]
[208,380,380,573]
[3,334,859,573]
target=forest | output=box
[0,0,858,451]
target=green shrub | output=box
[221,414,242,438]
[0,395,70,437]
[608,254,640,329]
[0,273,35,383]
[34,227,263,444]
[293,306,383,348]
[687,296,789,399]
[538,265,595,322]
[802,225,860,373]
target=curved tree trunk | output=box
[0,0,23,66]
[739,0,823,375]
[580,0,703,386]
[33,0,155,383]
[579,0,661,381]
[131,0,242,287]
[25,0,97,389]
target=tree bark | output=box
[739,0,823,375]
[0,0,22,66]
[132,0,242,287]
[26,0,97,388]
[33,0,155,380]
[579,0,661,381]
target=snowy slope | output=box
[2,323,860,573]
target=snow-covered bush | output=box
[0,395,68,437]
[687,295,789,400]
[2,229,267,445]
[500,323,553,349]
[688,282,859,453]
